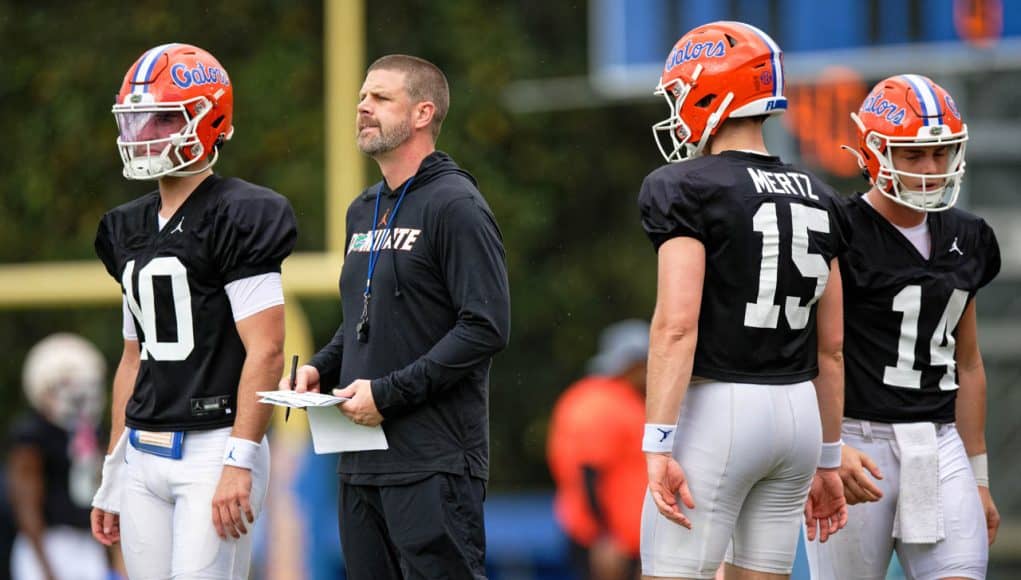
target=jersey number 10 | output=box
[122,258,195,361]
[744,202,830,330]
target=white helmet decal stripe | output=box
[901,74,942,126]
[734,21,783,98]
[131,43,179,95]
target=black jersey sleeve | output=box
[211,192,298,283]
[94,214,120,280]
[979,220,1001,288]
[638,169,705,250]
[7,416,42,447]
[309,326,344,390]
[370,195,511,415]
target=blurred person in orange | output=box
[548,320,650,580]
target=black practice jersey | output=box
[639,151,844,384]
[95,174,296,431]
[7,411,96,530]
[837,194,1000,423]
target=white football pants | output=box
[641,380,821,579]
[805,419,987,580]
[120,426,270,579]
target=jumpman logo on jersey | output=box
[170,217,185,234]
[226,446,237,462]
[657,427,674,442]
[949,236,964,256]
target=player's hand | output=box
[804,468,848,543]
[646,452,695,529]
[278,364,320,393]
[839,444,883,504]
[334,379,383,427]
[212,465,255,540]
[978,486,1000,545]
[90,507,120,545]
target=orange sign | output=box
[955,0,1003,47]
[784,67,868,178]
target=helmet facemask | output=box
[853,112,967,212]
[114,95,224,180]
[652,64,735,163]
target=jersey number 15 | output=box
[744,202,830,330]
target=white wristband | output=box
[92,431,128,513]
[969,453,989,488]
[819,440,843,469]
[223,436,261,470]
[642,423,677,453]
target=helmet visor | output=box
[115,108,188,143]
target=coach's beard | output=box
[357,117,413,156]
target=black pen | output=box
[285,354,298,422]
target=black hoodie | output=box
[309,151,511,483]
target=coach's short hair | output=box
[368,54,450,140]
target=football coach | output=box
[283,54,511,580]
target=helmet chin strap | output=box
[840,144,865,168]
[169,145,218,177]
[840,144,874,185]
[691,92,735,158]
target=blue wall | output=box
[593,0,1021,72]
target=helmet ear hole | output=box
[695,94,717,108]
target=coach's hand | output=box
[212,466,255,540]
[90,507,120,545]
[804,468,848,543]
[839,444,883,504]
[278,364,321,393]
[334,379,383,427]
[646,452,695,529]
[978,486,1000,545]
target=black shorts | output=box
[338,471,487,580]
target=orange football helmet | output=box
[113,43,234,180]
[653,21,787,162]
[849,75,967,211]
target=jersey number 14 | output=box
[885,286,968,390]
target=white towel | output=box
[892,422,944,543]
